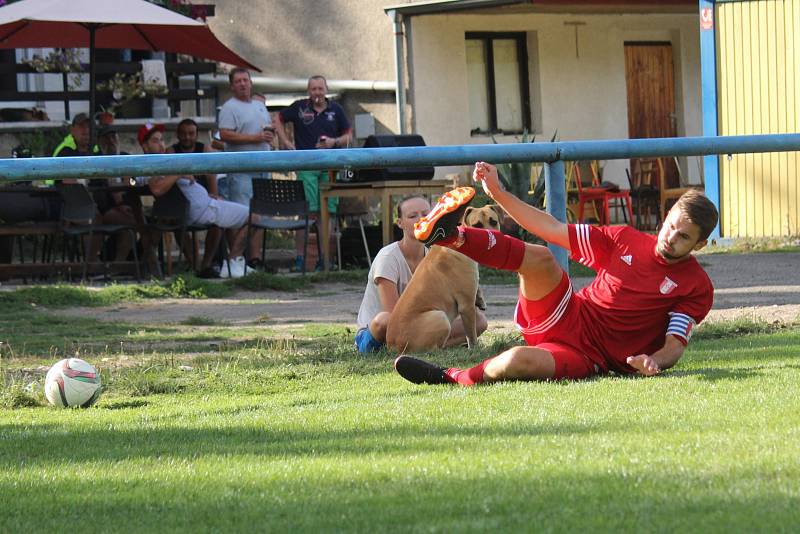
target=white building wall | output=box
[210,0,405,137]
[409,13,701,184]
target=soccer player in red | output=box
[394,161,719,385]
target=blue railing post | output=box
[700,0,721,239]
[544,160,569,271]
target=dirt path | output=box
[46,252,800,330]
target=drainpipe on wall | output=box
[389,9,407,134]
[186,75,396,94]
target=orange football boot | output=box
[413,186,475,245]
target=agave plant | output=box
[491,130,558,210]
[488,131,560,240]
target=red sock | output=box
[442,226,526,272]
[445,358,493,386]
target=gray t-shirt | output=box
[218,97,272,152]
[138,176,211,224]
[175,177,212,223]
[356,242,416,330]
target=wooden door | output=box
[624,42,680,188]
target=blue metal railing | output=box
[3,133,800,268]
[2,133,799,180]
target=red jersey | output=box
[567,224,713,370]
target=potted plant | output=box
[23,48,84,89]
[96,72,169,118]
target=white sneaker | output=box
[219,257,245,279]
[229,256,247,279]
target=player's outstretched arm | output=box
[626,335,686,376]
[473,162,569,250]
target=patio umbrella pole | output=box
[87,23,97,147]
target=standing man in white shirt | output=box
[217,68,274,207]
[217,68,274,270]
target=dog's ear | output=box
[488,204,504,222]
[462,206,475,223]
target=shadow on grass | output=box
[0,426,796,532]
[0,419,634,467]
[0,311,265,358]
[101,399,149,410]
[668,367,764,381]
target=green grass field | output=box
[1,281,799,532]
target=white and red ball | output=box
[44,358,102,408]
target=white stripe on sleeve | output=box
[575,224,595,266]
[667,312,696,342]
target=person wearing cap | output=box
[97,124,124,158]
[91,121,158,270]
[44,112,100,186]
[53,113,138,264]
[92,121,134,216]
[139,123,261,279]
[53,112,100,158]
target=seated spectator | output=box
[167,119,265,271]
[55,114,136,264]
[354,195,488,353]
[53,113,99,158]
[139,123,261,279]
[166,118,218,194]
[94,123,159,273]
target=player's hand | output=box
[472,162,503,200]
[626,354,661,376]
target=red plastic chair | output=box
[568,161,634,226]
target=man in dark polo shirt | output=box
[274,75,353,271]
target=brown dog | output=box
[385,245,481,352]
[463,204,503,231]
[384,208,500,352]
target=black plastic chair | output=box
[148,186,230,277]
[247,179,320,274]
[0,188,62,283]
[57,182,141,281]
[627,159,663,231]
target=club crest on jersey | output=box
[659,276,678,294]
[620,254,632,266]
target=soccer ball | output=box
[44,358,102,408]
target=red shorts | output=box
[514,271,607,379]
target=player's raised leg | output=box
[414,182,566,301]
